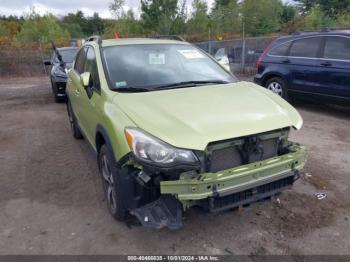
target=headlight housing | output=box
[125,127,198,166]
[54,67,67,78]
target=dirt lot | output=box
[0,77,350,255]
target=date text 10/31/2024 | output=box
[127,256,220,261]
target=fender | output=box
[95,124,131,166]
[260,60,291,83]
[96,124,116,159]
[262,71,287,86]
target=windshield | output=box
[55,49,78,63]
[102,44,237,91]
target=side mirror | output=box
[217,54,229,64]
[44,60,52,66]
[80,72,91,87]
[214,48,226,60]
[217,54,230,72]
[222,64,231,72]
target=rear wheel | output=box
[265,77,288,99]
[67,101,83,139]
[98,145,128,221]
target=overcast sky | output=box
[0,0,292,18]
[0,0,217,18]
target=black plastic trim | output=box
[96,124,118,162]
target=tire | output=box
[98,145,128,221]
[265,77,288,99]
[67,101,83,139]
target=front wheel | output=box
[265,77,288,99]
[98,145,128,221]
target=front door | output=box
[75,46,102,145]
[69,47,88,130]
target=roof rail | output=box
[148,35,185,41]
[87,35,102,45]
[291,27,350,35]
[321,26,350,31]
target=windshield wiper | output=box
[152,80,229,90]
[113,87,150,93]
[111,80,229,92]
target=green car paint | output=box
[114,81,302,151]
[161,144,306,202]
[66,38,306,229]
[67,41,134,159]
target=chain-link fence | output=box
[0,48,51,77]
[195,36,277,75]
[0,36,277,77]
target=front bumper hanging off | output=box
[134,144,306,229]
[161,145,305,201]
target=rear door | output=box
[287,36,324,94]
[69,47,87,124]
[75,46,103,145]
[318,35,350,100]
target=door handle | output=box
[281,59,290,64]
[320,61,332,66]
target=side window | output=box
[84,47,101,91]
[268,42,291,56]
[289,37,321,58]
[324,36,350,60]
[74,48,87,74]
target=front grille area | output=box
[56,82,67,95]
[248,138,279,163]
[210,146,242,173]
[208,175,295,212]
[208,135,281,173]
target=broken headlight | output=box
[125,127,198,166]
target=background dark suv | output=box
[254,30,350,104]
[45,47,79,103]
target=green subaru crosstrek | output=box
[66,36,306,229]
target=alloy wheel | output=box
[267,81,283,97]
[100,154,117,213]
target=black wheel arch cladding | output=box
[96,124,119,163]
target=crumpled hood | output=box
[114,81,303,150]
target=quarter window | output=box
[268,42,291,56]
[324,36,350,60]
[289,37,321,58]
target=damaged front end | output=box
[120,128,306,230]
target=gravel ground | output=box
[0,77,349,255]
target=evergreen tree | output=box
[140,0,179,34]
